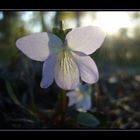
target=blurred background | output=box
[0,11,140,129]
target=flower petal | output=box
[67,89,92,112]
[67,91,78,106]
[66,26,106,55]
[16,32,63,61]
[76,95,91,112]
[54,50,80,90]
[40,54,56,88]
[74,52,99,84]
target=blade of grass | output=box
[5,80,21,106]
[5,80,37,119]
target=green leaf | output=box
[52,27,65,41]
[52,26,72,42]
[91,111,110,128]
[64,28,72,35]
[52,27,60,36]
[77,112,100,128]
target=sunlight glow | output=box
[20,11,135,36]
[92,12,132,35]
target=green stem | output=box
[58,90,67,124]
[59,20,64,31]
[94,83,101,111]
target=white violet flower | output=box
[16,26,106,90]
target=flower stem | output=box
[94,83,101,111]
[59,20,64,31]
[58,90,67,125]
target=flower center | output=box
[55,47,79,90]
[57,48,76,75]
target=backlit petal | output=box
[76,95,91,112]
[54,49,79,90]
[73,52,99,84]
[16,32,62,61]
[40,54,57,88]
[66,26,106,55]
